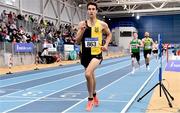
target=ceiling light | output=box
[124,5,127,9]
[132,13,134,17]
[78,4,82,7]
[136,15,140,20]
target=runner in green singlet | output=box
[129,32,142,74]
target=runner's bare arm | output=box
[101,21,112,51]
[141,38,145,47]
[129,40,132,53]
[75,21,87,44]
[151,38,155,47]
[139,39,143,48]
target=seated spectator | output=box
[37,47,48,64]
[53,53,61,62]
[41,47,49,56]
[40,48,55,64]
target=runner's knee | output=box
[147,54,150,58]
[132,58,135,62]
[85,70,93,78]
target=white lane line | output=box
[62,58,157,113]
[0,99,128,103]
[61,62,147,113]
[0,57,127,88]
[0,67,82,88]
[120,67,158,113]
[2,60,131,97]
[2,60,129,113]
[120,58,166,113]
[0,99,83,102]
[2,57,145,113]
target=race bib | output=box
[85,38,98,48]
[131,44,137,49]
[145,45,151,49]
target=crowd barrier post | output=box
[6,54,13,74]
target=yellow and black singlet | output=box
[144,37,153,50]
[80,19,103,68]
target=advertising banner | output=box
[165,60,180,72]
[15,43,34,53]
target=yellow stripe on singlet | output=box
[91,19,102,55]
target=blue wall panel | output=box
[108,14,180,43]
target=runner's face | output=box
[145,32,149,37]
[87,5,97,18]
[133,33,138,39]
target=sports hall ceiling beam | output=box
[83,0,88,3]
[99,7,180,15]
[50,0,58,18]
[95,0,102,3]
[72,3,81,24]
[150,3,157,9]
[81,0,180,7]
[159,2,168,8]
[44,0,50,11]
[150,2,167,9]
[76,0,180,17]
[57,0,78,8]
[65,6,72,22]
[40,0,44,18]
[56,0,61,26]
[19,0,22,14]
[108,6,117,11]
[76,8,81,21]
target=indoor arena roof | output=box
[76,0,180,18]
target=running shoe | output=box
[131,67,135,74]
[94,95,99,107]
[147,66,150,70]
[86,100,94,111]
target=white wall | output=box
[0,0,86,26]
[22,0,41,14]
[114,27,137,49]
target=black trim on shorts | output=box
[131,52,140,62]
[80,53,103,68]
[153,50,158,54]
[143,49,152,58]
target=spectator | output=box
[1,10,7,23]
[7,11,13,24]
